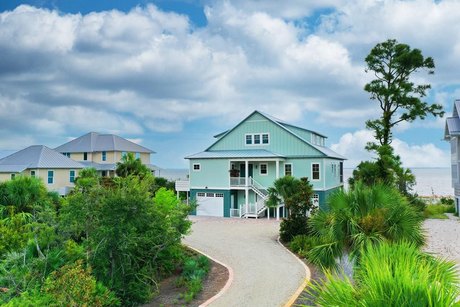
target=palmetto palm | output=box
[115,152,150,178]
[307,182,424,269]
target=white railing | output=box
[249,177,268,197]
[175,180,190,192]
[256,198,266,213]
[230,208,240,217]
[230,177,246,186]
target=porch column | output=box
[276,159,280,179]
[276,205,279,221]
[245,160,249,218]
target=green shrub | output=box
[424,204,455,219]
[307,182,424,269]
[177,255,210,303]
[440,197,455,206]
[280,215,312,242]
[307,241,460,306]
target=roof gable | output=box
[55,132,154,153]
[205,111,345,159]
[0,145,84,171]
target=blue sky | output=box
[0,0,456,168]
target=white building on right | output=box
[445,99,460,213]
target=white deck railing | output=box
[230,177,246,186]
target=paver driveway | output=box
[183,216,307,307]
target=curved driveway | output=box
[183,216,307,307]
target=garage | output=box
[196,192,224,217]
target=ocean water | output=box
[344,168,453,197]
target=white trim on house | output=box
[311,162,320,181]
[284,163,292,176]
[259,163,268,175]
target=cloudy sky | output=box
[0,0,456,168]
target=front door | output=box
[239,163,254,178]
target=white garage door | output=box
[196,192,224,217]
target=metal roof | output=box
[0,145,84,172]
[186,149,286,159]
[55,132,155,153]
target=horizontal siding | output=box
[189,159,230,188]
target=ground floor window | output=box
[10,173,15,180]
[285,164,292,176]
[193,163,201,171]
[312,194,319,207]
[30,170,36,177]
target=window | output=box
[285,164,292,176]
[215,193,224,197]
[245,134,252,145]
[453,164,458,180]
[10,174,15,180]
[69,170,75,183]
[30,170,36,177]
[312,194,319,207]
[262,133,269,144]
[83,152,88,161]
[260,163,268,175]
[102,151,106,161]
[206,192,214,197]
[339,162,343,183]
[312,163,320,180]
[121,151,127,158]
[47,170,54,184]
[102,171,107,177]
[193,163,201,171]
[135,152,140,159]
[62,152,70,158]
[245,133,269,146]
[197,192,206,197]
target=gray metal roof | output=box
[446,117,460,134]
[55,132,155,153]
[0,145,84,172]
[186,149,286,159]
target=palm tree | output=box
[306,182,424,269]
[115,153,150,179]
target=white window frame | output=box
[245,133,270,146]
[284,163,292,176]
[245,134,253,145]
[193,163,201,172]
[260,163,268,175]
[69,170,75,183]
[47,170,54,184]
[311,163,320,181]
[262,133,270,145]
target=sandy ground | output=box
[184,216,306,307]
[423,214,460,265]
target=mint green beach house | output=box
[184,111,346,219]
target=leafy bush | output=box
[440,197,455,206]
[45,260,119,306]
[307,241,460,306]
[280,215,312,242]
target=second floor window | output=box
[83,152,88,161]
[30,170,36,177]
[260,163,268,175]
[312,163,320,180]
[102,151,107,161]
[48,170,54,184]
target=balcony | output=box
[230,177,246,187]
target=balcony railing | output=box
[230,177,246,186]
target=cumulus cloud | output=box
[332,129,450,168]
[0,1,455,168]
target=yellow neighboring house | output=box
[54,132,156,177]
[0,145,84,195]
